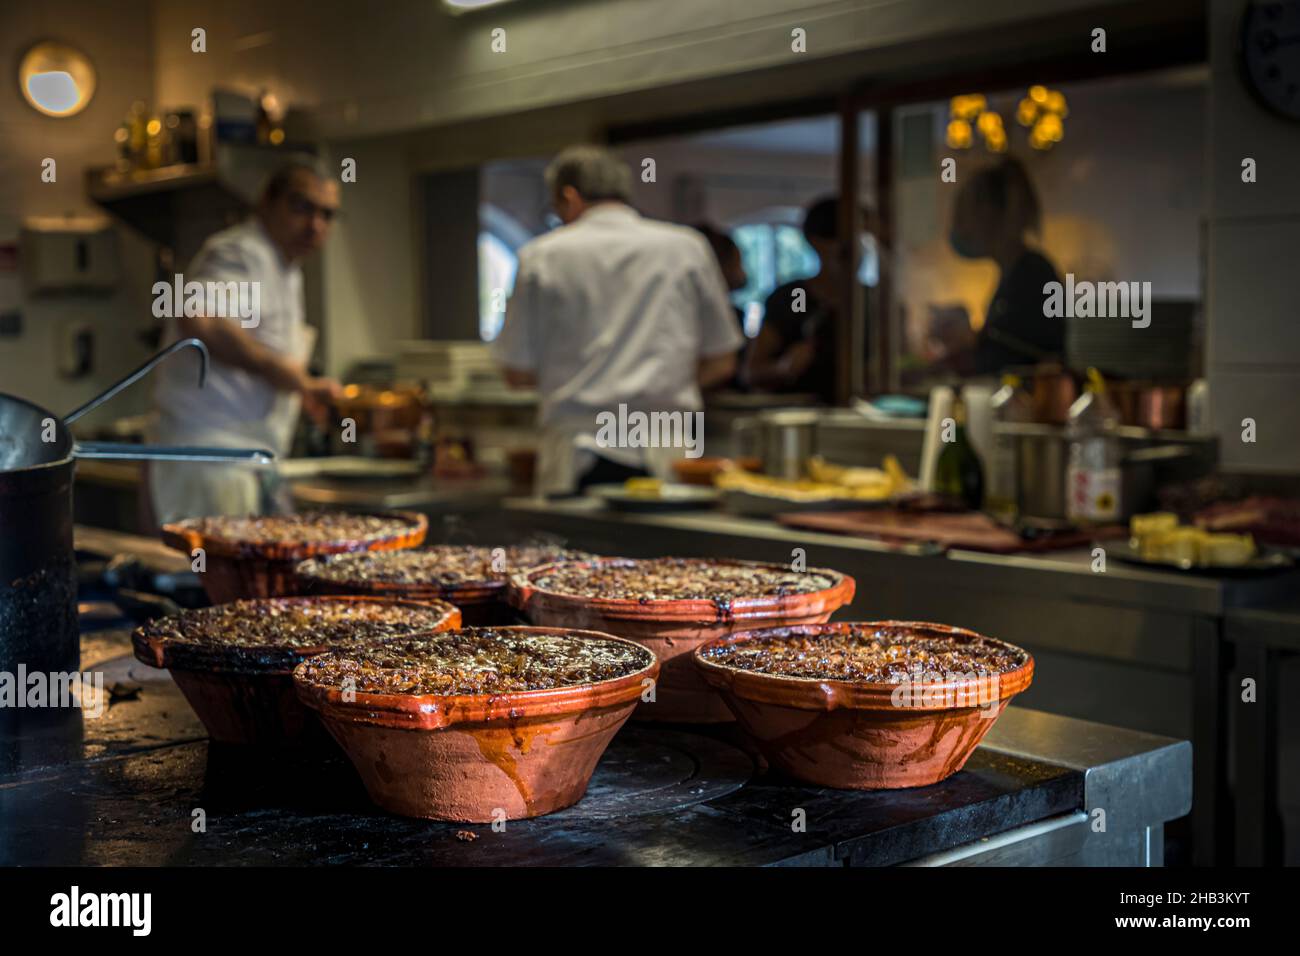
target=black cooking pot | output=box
[0,339,272,680]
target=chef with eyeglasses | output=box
[148,161,343,525]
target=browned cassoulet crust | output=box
[297,544,590,588]
[527,558,836,602]
[296,627,654,696]
[139,598,455,649]
[699,624,1028,683]
[184,511,416,547]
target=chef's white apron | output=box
[149,327,313,525]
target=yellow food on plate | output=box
[1130,512,1179,541]
[715,455,913,501]
[623,477,663,498]
[1130,512,1258,567]
[1197,533,1256,567]
[1154,528,1200,565]
[1137,530,1165,561]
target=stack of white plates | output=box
[394,340,504,392]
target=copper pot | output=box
[1111,383,1186,430]
[334,384,428,457]
[1029,366,1078,425]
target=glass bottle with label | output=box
[1066,368,1121,524]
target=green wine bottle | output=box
[935,396,985,510]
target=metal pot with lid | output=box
[0,339,272,684]
[732,409,820,481]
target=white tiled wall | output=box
[1208,0,1300,473]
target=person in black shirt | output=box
[746,197,868,404]
[948,158,1064,375]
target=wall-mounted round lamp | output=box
[19,41,97,117]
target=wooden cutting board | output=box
[775,509,1125,553]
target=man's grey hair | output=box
[544,145,633,204]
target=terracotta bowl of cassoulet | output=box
[694,621,1034,789]
[132,596,460,746]
[508,557,855,723]
[293,544,593,626]
[160,510,427,604]
[293,626,658,821]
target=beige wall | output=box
[0,1,158,424]
[317,140,421,376]
[1207,0,1300,473]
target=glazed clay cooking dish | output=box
[132,596,460,746]
[694,621,1034,789]
[293,626,658,821]
[508,557,855,723]
[161,509,427,603]
[294,544,591,625]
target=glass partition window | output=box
[730,213,819,336]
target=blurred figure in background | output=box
[149,161,343,525]
[745,196,870,404]
[692,222,748,389]
[493,145,742,495]
[945,157,1064,375]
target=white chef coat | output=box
[149,218,312,524]
[491,204,743,495]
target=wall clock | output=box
[1242,0,1300,120]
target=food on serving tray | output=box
[1130,512,1257,567]
[1197,533,1257,567]
[1129,512,1179,540]
[1194,495,1300,548]
[672,456,761,486]
[714,454,912,501]
[693,621,1034,789]
[132,596,460,746]
[509,557,855,723]
[293,626,658,821]
[622,477,664,497]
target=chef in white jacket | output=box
[149,162,342,524]
[492,145,743,496]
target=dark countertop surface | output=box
[0,630,1188,867]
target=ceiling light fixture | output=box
[442,0,521,13]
